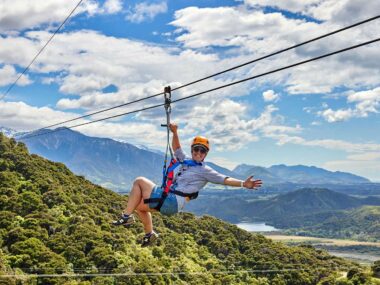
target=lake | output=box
[236,222,280,232]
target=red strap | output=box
[164,158,177,193]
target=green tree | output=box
[372,260,380,278]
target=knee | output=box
[134,176,147,186]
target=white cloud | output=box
[103,0,123,14]
[1,2,378,112]
[262,89,279,102]
[266,132,380,153]
[245,0,320,16]
[0,100,166,148]
[0,101,79,131]
[324,159,380,182]
[245,0,380,23]
[0,0,122,34]
[167,101,292,152]
[126,1,167,23]
[208,156,239,170]
[348,87,380,115]
[170,4,380,95]
[0,65,31,87]
[347,152,380,161]
[318,87,380,122]
[318,108,354,122]
[0,30,246,111]
[171,6,310,49]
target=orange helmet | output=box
[191,136,210,151]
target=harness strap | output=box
[170,190,199,200]
[144,190,199,205]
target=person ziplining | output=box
[112,87,262,247]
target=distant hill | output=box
[0,132,353,283]
[233,164,285,184]
[268,164,370,184]
[0,126,371,192]
[249,188,372,219]
[233,163,370,184]
[285,206,380,241]
[187,188,380,224]
[18,127,164,190]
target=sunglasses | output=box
[192,146,208,154]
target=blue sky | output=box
[0,0,379,181]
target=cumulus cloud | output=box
[0,65,31,87]
[0,29,251,111]
[167,100,293,151]
[318,108,354,122]
[208,156,240,170]
[170,3,380,95]
[0,0,122,34]
[1,2,378,112]
[245,0,320,17]
[262,90,279,102]
[0,100,80,131]
[0,100,166,148]
[245,0,380,23]
[347,152,380,161]
[171,6,310,49]
[265,131,380,153]
[126,1,167,23]
[318,87,380,122]
[103,0,123,14]
[324,156,380,182]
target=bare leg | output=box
[123,177,156,233]
[135,210,153,234]
[124,177,155,215]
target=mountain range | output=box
[0,126,371,191]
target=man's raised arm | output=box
[169,123,181,151]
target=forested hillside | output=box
[0,134,358,284]
[187,188,380,241]
[284,206,380,241]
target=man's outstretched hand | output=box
[244,176,262,189]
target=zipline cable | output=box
[18,37,380,141]
[0,0,85,101]
[25,15,380,131]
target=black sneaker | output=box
[112,214,135,227]
[141,231,159,247]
